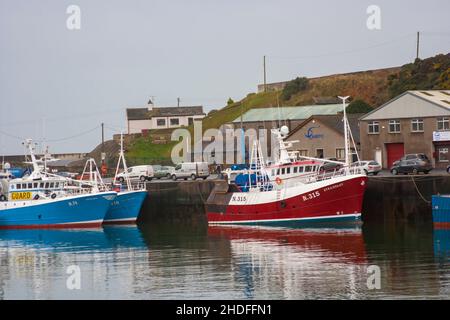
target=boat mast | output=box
[338,96,350,167]
[24,139,41,176]
[113,133,131,190]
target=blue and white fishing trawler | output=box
[105,134,147,224]
[0,140,116,229]
[79,134,147,224]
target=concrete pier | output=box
[137,174,450,224]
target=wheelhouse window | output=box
[293,166,298,173]
[389,120,401,133]
[170,118,180,126]
[368,121,380,134]
[156,119,166,126]
[411,119,424,132]
[437,117,450,131]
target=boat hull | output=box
[0,192,116,229]
[103,190,147,224]
[206,175,367,225]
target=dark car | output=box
[391,159,431,175]
[392,153,432,168]
[319,158,343,172]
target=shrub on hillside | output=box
[346,99,372,114]
[281,77,309,101]
[388,53,450,98]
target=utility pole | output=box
[101,123,105,151]
[263,55,267,92]
[177,97,180,107]
[416,31,420,60]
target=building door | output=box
[386,143,404,169]
[375,149,382,166]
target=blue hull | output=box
[0,192,116,229]
[103,190,147,224]
[432,195,450,228]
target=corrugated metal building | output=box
[229,104,344,132]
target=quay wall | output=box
[138,174,450,225]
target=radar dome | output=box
[280,126,289,136]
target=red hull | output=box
[207,176,367,224]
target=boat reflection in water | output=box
[208,224,368,299]
[0,226,149,299]
[434,229,450,262]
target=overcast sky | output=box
[1,0,449,155]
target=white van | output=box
[171,162,209,181]
[116,165,154,182]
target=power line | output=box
[0,125,100,143]
[267,33,416,60]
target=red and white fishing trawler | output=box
[206,97,367,225]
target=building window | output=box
[438,147,449,162]
[368,121,380,134]
[389,120,401,133]
[170,118,180,126]
[157,119,166,126]
[411,119,424,132]
[437,117,450,131]
[188,117,194,125]
[336,148,345,160]
[298,150,308,157]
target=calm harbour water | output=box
[0,221,449,299]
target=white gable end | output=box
[362,92,450,120]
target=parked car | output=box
[391,159,432,175]
[153,165,175,179]
[56,171,78,179]
[319,158,343,172]
[392,153,432,168]
[351,160,382,175]
[171,162,210,181]
[116,165,154,182]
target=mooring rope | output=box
[411,176,431,204]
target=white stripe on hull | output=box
[208,213,361,225]
[55,219,104,226]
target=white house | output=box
[126,104,206,134]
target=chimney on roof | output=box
[147,97,154,111]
